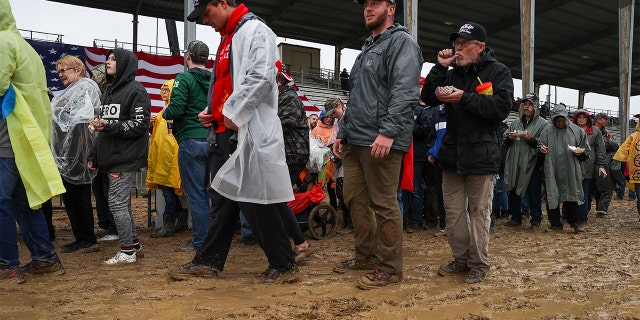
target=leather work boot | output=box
[151,214,175,238]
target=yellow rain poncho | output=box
[146,79,182,194]
[0,0,65,209]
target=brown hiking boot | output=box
[252,265,300,284]
[465,270,486,284]
[168,263,218,280]
[333,258,376,274]
[437,260,470,276]
[356,269,402,290]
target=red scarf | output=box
[210,4,249,133]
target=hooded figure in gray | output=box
[503,96,549,196]
[539,103,589,210]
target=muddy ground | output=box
[2,195,640,319]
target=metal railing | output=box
[287,66,342,90]
[92,39,174,55]
[19,29,63,43]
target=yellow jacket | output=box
[613,121,640,183]
[146,80,182,194]
[1,0,65,209]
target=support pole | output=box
[184,0,197,70]
[619,0,635,139]
[520,0,535,95]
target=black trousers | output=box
[548,201,579,227]
[62,179,97,244]
[193,129,295,271]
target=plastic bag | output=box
[308,135,330,173]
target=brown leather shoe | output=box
[356,269,402,290]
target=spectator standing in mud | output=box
[503,93,549,230]
[0,0,66,283]
[162,40,212,250]
[89,48,150,265]
[169,0,298,284]
[422,22,513,284]
[332,0,422,289]
[539,103,589,233]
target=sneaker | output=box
[0,266,25,284]
[94,226,108,237]
[98,234,119,242]
[252,265,299,284]
[62,240,80,248]
[465,270,486,284]
[356,269,402,290]
[104,251,136,265]
[596,211,607,218]
[168,262,219,280]
[72,242,100,254]
[505,220,522,227]
[333,258,377,274]
[20,261,66,276]
[437,260,470,276]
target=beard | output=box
[365,13,387,31]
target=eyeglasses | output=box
[160,88,170,92]
[452,39,479,48]
[57,68,74,75]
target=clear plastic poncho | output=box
[51,77,100,184]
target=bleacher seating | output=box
[297,84,349,110]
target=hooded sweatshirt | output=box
[90,48,150,172]
[539,104,589,209]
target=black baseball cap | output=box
[187,40,209,61]
[187,0,211,22]
[449,22,487,42]
[522,93,538,103]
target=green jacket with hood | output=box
[162,67,211,142]
[503,99,550,196]
[539,104,589,209]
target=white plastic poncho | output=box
[212,19,294,204]
[51,77,100,184]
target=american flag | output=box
[28,39,319,115]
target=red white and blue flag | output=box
[28,39,319,115]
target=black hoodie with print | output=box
[89,48,150,172]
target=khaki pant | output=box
[343,144,404,273]
[442,170,494,274]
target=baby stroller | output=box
[287,144,337,239]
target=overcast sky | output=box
[9,0,639,116]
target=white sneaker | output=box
[104,251,136,265]
[97,234,119,242]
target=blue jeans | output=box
[508,167,543,224]
[160,185,182,220]
[178,139,211,249]
[492,173,508,213]
[0,157,58,268]
[635,184,640,215]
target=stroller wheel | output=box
[308,203,337,240]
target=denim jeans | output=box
[507,167,543,224]
[492,173,508,213]
[635,184,640,215]
[0,157,58,268]
[108,171,139,250]
[578,178,593,223]
[178,139,211,249]
[160,185,183,220]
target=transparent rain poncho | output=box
[50,77,101,184]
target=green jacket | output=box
[163,68,211,142]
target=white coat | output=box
[211,18,294,204]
